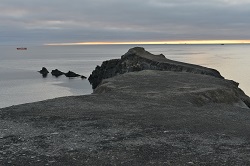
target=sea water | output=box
[0,44,249,108]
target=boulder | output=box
[81,75,87,79]
[89,47,224,89]
[38,67,49,75]
[64,71,81,78]
[51,69,65,77]
[38,67,49,77]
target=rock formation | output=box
[89,47,224,89]
[51,69,65,77]
[1,47,250,165]
[64,71,81,78]
[38,68,86,79]
[38,67,49,77]
[1,69,250,165]
[81,75,87,79]
[38,67,49,74]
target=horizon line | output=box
[44,40,250,46]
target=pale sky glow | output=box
[45,40,250,46]
[1,0,250,45]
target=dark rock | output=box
[38,67,49,75]
[88,47,224,89]
[51,69,65,77]
[38,67,49,77]
[81,75,87,79]
[64,71,81,78]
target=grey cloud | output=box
[0,0,250,44]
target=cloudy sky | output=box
[1,0,250,45]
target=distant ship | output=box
[17,47,27,50]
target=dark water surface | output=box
[0,44,249,108]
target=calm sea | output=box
[0,44,249,108]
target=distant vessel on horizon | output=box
[17,47,27,50]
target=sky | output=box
[1,0,250,45]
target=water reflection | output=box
[42,73,48,78]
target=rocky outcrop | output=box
[38,67,49,74]
[3,47,250,165]
[2,46,250,165]
[1,69,250,165]
[65,71,81,78]
[51,69,65,77]
[38,68,86,79]
[38,67,49,77]
[81,75,87,79]
[93,70,250,109]
[89,47,224,89]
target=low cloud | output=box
[1,0,250,44]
